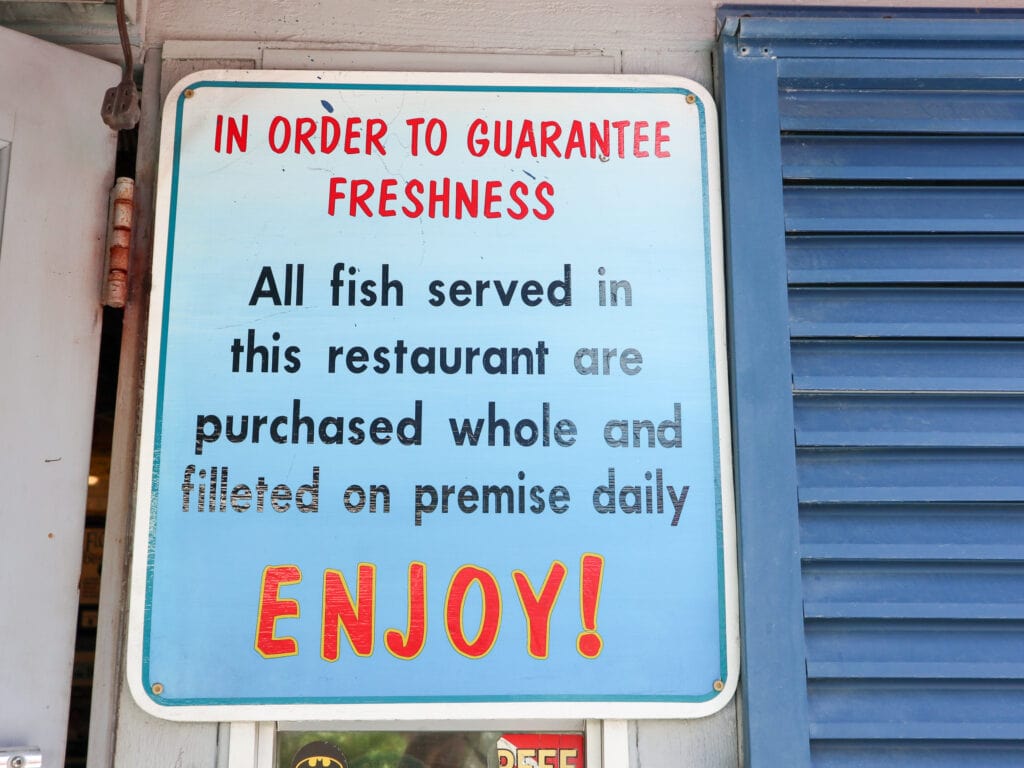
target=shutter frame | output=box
[718,34,813,768]
[719,10,1024,766]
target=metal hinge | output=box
[103,176,135,308]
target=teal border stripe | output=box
[145,80,728,707]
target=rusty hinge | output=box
[104,176,134,308]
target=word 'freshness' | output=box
[256,555,605,661]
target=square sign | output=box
[129,71,737,721]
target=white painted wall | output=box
[144,0,719,90]
[143,1,718,57]
[136,0,1024,88]
[0,26,117,768]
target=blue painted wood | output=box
[780,91,1024,134]
[787,235,1024,285]
[785,186,1024,234]
[794,395,1024,448]
[801,562,1024,603]
[727,13,1024,58]
[807,680,1024,738]
[804,603,1024,621]
[789,288,1024,339]
[810,660,1024,680]
[805,619,1024,678]
[782,136,1024,182]
[778,56,1024,86]
[718,32,813,768]
[801,503,1024,560]
[722,11,1024,765]
[796,447,1024,503]
[791,340,1024,393]
[811,741,1024,767]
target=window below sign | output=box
[277,731,585,768]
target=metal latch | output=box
[0,747,41,768]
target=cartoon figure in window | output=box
[291,740,348,768]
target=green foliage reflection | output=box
[278,731,497,768]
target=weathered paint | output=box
[0,25,117,768]
[104,176,134,308]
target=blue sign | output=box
[130,72,737,720]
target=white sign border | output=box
[128,69,738,722]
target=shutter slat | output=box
[811,741,1024,768]
[783,136,1024,182]
[804,603,1024,620]
[808,681,1024,739]
[803,545,1024,561]
[797,447,1024,503]
[785,186,1024,234]
[808,661,1024,679]
[804,561,1024,588]
[788,235,1024,285]
[791,340,1024,393]
[795,394,1024,447]
[778,55,1024,85]
[800,503,1024,557]
[810,722,1024,741]
[805,619,1024,679]
[790,287,1024,339]
[780,90,1024,133]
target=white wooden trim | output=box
[601,720,629,768]
[256,722,276,768]
[87,48,165,768]
[226,721,274,766]
[585,720,603,768]
[262,48,617,72]
[160,39,622,75]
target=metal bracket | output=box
[0,747,42,768]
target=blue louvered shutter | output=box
[718,13,1024,767]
